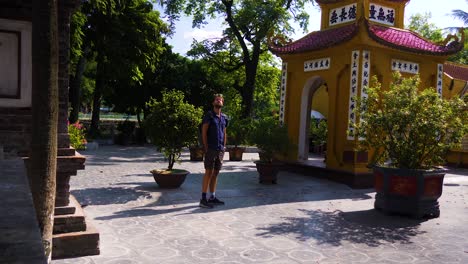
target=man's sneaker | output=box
[199,199,214,209]
[208,197,225,206]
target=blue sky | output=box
[156,0,467,55]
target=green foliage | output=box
[254,54,282,117]
[250,117,293,163]
[447,28,468,65]
[407,12,467,64]
[227,117,254,147]
[70,10,87,72]
[70,0,170,129]
[161,0,314,117]
[407,13,444,42]
[144,90,203,170]
[354,72,468,169]
[451,3,468,25]
[69,122,87,150]
[309,119,327,146]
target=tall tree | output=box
[30,0,59,260]
[69,10,88,123]
[160,0,314,117]
[73,0,168,136]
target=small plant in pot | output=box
[227,117,252,161]
[353,72,467,218]
[144,90,203,188]
[250,117,293,184]
[309,119,327,155]
[189,119,204,161]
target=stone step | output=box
[52,220,100,259]
[57,147,76,157]
[54,195,85,234]
[54,194,79,216]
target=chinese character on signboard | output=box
[369,3,395,26]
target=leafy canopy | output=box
[354,72,468,169]
[159,0,314,117]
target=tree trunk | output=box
[31,0,59,261]
[89,53,104,138]
[240,57,259,118]
[68,47,88,123]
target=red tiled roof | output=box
[444,62,468,81]
[269,22,359,55]
[367,23,463,55]
[270,20,463,56]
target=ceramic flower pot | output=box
[150,169,189,188]
[228,146,246,161]
[254,161,283,184]
[189,146,204,161]
[373,166,446,218]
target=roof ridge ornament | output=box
[267,31,292,47]
[438,28,465,47]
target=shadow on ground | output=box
[257,208,427,246]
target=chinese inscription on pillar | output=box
[437,64,443,97]
[304,57,331,72]
[391,59,419,74]
[369,3,395,26]
[279,62,288,124]
[329,3,357,26]
[360,51,370,100]
[348,50,360,140]
[359,50,371,140]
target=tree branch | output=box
[221,0,250,62]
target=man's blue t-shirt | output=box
[202,110,228,151]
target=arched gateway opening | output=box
[297,76,327,161]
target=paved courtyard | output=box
[52,145,468,264]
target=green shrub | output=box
[354,72,468,169]
[309,119,327,146]
[227,117,253,147]
[144,90,203,170]
[250,117,292,163]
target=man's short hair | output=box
[213,93,224,101]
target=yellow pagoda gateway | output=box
[269,0,465,187]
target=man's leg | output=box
[202,169,214,194]
[200,149,215,208]
[208,169,220,193]
[208,151,225,205]
[200,169,214,208]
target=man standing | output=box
[200,94,228,208]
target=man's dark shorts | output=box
[204,149,225,170]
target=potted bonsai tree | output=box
[144,90,203,188]
[309,119,327,155]
[250,117,293,184]
[227,117,252,161]
[354,72,467,218]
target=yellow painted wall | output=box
[311,85,329,119]
[278,21,452,174]
[443,76,467,99]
